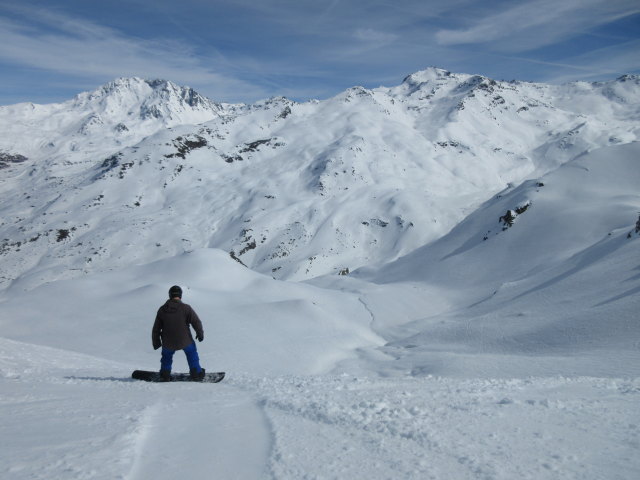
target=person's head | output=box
[168,285,182,299]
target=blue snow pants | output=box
[160,342,202,372]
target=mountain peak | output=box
[77,77,149,102]
[402,67,455,85]
[142,78,219,111]
[70,77,222,126]
[615,74,640,84]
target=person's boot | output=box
[159,369,171,382]
[190,367,205,382]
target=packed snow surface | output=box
[0,70,639,479]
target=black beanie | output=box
[169,285,182,298]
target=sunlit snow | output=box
[0,69,638,479]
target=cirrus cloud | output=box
[436,0,640,52]
[0,5,268,101]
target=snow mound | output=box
[0,248,382,375]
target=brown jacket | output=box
[152,299,204,351]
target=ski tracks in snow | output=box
[127,383,271,480]
[2,335,639,480]
[0,337,273,480]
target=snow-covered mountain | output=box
[1,69,639,479]
[347,141,640,377]
[1,68,638,292]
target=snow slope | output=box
[1,70,639,479]
[346,142,640,378]
[1,246,638,479]
[1,69,638,290]
[0,249,382,375]
[3,342,638,480]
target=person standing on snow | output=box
[152,285,205,381]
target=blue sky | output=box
[1,0,639,104]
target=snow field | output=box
[0,249,383,376]
[236,374,640,480]
[0,200,638,479]
[126,386,270,480]
[0,337,271,480]
[0,70,639,479]
[1,207,639,479]
[2,335,638,480]
[0,338,143,480]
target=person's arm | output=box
[189,307,204,342]
[152,312,162,350]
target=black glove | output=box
[196,333,204,342]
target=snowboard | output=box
[132,370,225,383]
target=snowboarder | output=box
[152,285,205,381]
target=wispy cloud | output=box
[0,5,268,101]
[0,0,637,105]
[435,0,640,52]
[538,39,640,83]
[354,28,398,45]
